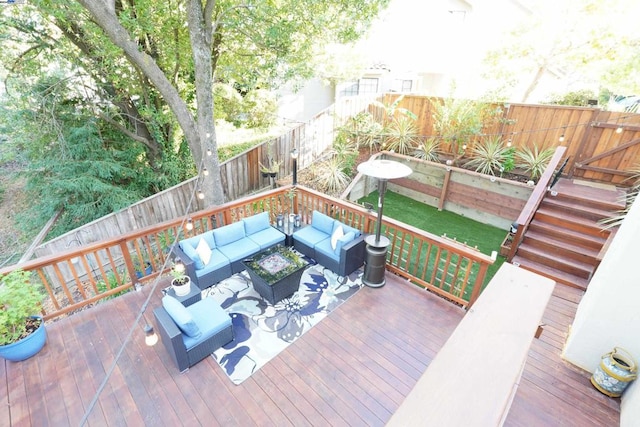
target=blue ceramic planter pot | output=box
[0,316,47,362]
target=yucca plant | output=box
[600,165,640,230]
[464,136,509,176]
[381,115,419,155]
[340,112,382,154]
[516,145,555,180]
[414,137,441,162]
[313,157,351,194]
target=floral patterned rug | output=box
[203,264,363,385]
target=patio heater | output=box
[290,148,299,186]
[357,159,412,287]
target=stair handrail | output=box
[507,146,568,262]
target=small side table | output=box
[163,283,202,307]
[274,222,305,246]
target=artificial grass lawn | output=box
[358,191,506,289]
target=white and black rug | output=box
[203,264,363,385]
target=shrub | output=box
[381,115,419,155]
[465,136,509,176]
[413,137,441,162]
[516,145,555,180]
[0,269,43,345]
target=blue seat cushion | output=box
[311,211,335,234]
[316,231,356,261]
[194,248,230,280]
[218,238,260,263]
[314,237,340,263]
[162,295,201,338]
[213,221,246,247]
[293,225,330,249]
[246,227,285,250]
[183,298,232,350]
[243,212,271,235]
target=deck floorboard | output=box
[2,271,620,426]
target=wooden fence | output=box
[33,95,375,261]
[383,94,640,186]
[3,185,494,321]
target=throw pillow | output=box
[335,231,355,254]
[195,238,212,266]
[162,295,201,338]
[330,225,344,251]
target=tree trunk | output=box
[76,0,224,206]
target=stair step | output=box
[523,230,600,264]
[517,243,593,279]
[552,179,627,211]
[535,207,610,238]
[541,197,619,222]
[510,257,589,290]
[528,220,607,250]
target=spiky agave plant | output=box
[599,165,640,230]
[465,135,509,176]
[413,137,441,162]
[516,144,555,180]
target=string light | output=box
[186,218,193,231]
[616,126,623,134]
[206,147,212,156]
[197,188,205,200]
[203,167,209,176]
[558,126,566,142]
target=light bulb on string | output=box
[197,188,205,200]
[206,147,212,156]
[616,126,623,134]
[558,134,565,142]
[203,167,209,176]
[186,217,193,231]
[144,324,158,346]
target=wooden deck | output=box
[1,271,620,426]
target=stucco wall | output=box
[563,196,640,424]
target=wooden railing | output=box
[0,186,494,321]
[507,146,568,261]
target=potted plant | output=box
[259,159,281,178]
[133,258,153,279]
[170,262,191,296]
[0,269,47,362]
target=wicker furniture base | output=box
[243,246,309,304]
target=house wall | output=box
[563,196,640,423]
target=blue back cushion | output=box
[243,212,270,235]
[180,243,204,270]
[311,211,335,234]
[213,221,246,247]
[335,231,356,254]
[332,220,360,238]
[162,295,201,338]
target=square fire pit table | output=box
[243,245,309,304]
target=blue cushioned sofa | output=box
[173,211,285,290]
[292,210,366,277]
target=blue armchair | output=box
[153,295,233,372]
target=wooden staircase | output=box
[512,178,626,290]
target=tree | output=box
[481,0,640,103]
[51,0,389,206]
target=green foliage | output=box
[465,136,511,176]
[516,145,555,180]
[413,137,442,162]
[331,133,358,174]
[0,269,43,345]
[431,96,501,154]
[600,164,640,229]
[502,146,517,174]
[95,271,130,300]
[382,115,419,155]
[313,157,352,194]
[338,112,382,154]
[545,89,598,106]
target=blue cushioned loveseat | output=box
[292,210,366,277]
[173,211,285,290]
